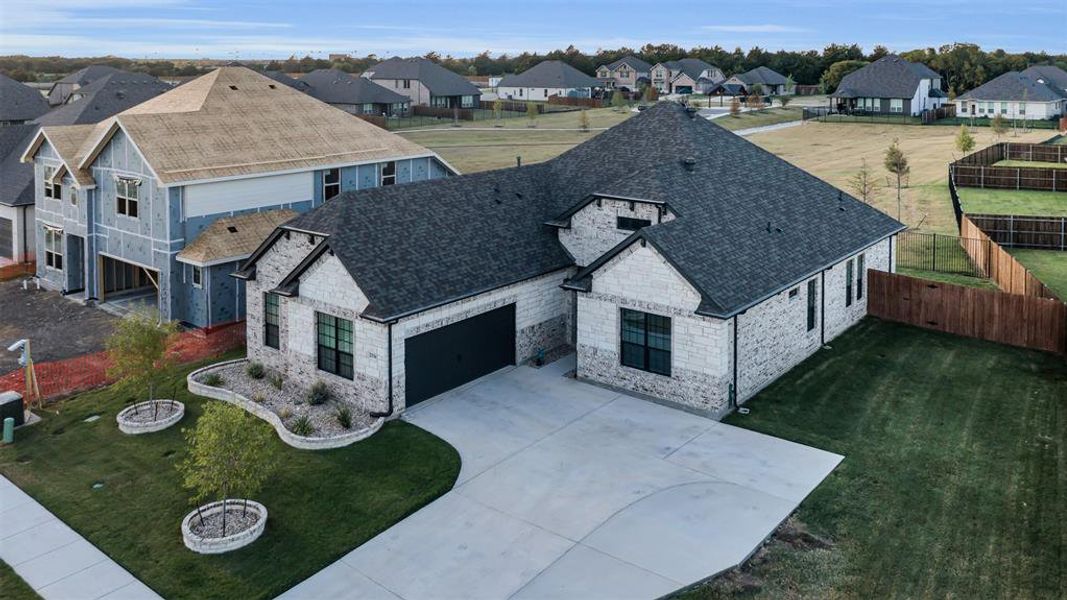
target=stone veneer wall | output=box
[576,243,732,415]
[559,198,675,267]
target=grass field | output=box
[959,188,1067,216]
[679,319,1066,599]
[896,267,998,289]
[747,123,1052,233]
[397,107,632,172]
[1007,248,1067,298]
[995,159,1067,169]
[0,356,460,600]
[0,560,39,600]
[711,108,803,131]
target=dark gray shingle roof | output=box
[365,57,482,97]
[262,70,311,92]
[958,71,1066,102]
[666,58,719,81]
[831,56,940,99]
[0,125,39,207]
[735,66,788,86]
[1022,65,1067,93]
[53,65,121,86]
[271,103,901,321]
[498,61,599,89]
[0,74,49,122]
[34,71,170,126]
[606,56,652,72]
[300,69,410,105]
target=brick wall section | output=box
[559,199,675,267]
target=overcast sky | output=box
[0,0,1063,59]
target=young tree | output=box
[955,125,976,156]
[847,158,879,204]
[611,89,627,112]
[642,85,657,104]
[178,403,277,535]
[990,113,1007,141]
[778,95,792,108]
[526,101,538,126]
[729,96,742,117]
[492,98,503,122]
[578,108,590,132]
[884,139,911,220]
[106,313,178,417]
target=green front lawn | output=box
[1007,248,1067,299]
[959,187,1067,216]
[0,357,460,600]
[995,159,1067,169]
[681,319,1066,599]
[896,267,999,289]
[712,108,804,131]
[0,560,39,600]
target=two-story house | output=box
[595,56,652,92]
[831,56,945,116]
[21,66,454,329]
[650,59,725,94]
[46,65,122,106]
[497,60,600,101]
[235,102,902,419]
[363,57,482,109]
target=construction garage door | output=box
[0,217,12,260]
[405,304,516,407]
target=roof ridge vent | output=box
[682,157,696,171]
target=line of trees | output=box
[2,43,1064,96]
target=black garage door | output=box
[405,304,516,407]
[0,217,12,260]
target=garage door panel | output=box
[405,304,516,407]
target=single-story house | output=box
[651,59,725,94]
[235,102,903,418]
[497,60,600,101]
[830,55,945,116]
[22,66,453,328]
[596,56,652,91]
[1022,65,1067,97]
[724,66,792,96]
[299,69,410,116]
[0,73,50,126]
[956,71,1066,121]
[363,57,482,109]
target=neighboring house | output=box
[261,70,311,92]
[236,102,903,419]
[21,66,453,328]
[725,66,792,96]
[955,71,1067,121]
[363,57,482,108]
[596,56,652,91]
[1021,65,1067,96]
[299,69,410,116]
[830,55,945,116]
[497,60,601,101]
[0,74,50,126]
[45,65,121,106]
[0,71,170,266]
[650,59,725,94]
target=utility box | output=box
[0,391,24,427]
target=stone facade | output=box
[558,198,674,267]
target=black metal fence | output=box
[896,230,989,278]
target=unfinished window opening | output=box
[323,168,341,200]
[44,226,63,270]
[116,177,140,218]
[381,161,396,186]
[43,166,61,200]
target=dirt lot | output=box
[747,122,1053,233]
[0,279,117,374]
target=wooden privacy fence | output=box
[411,105,476,120]
[967,213,1067,250]
[547,95,604,108]
[959,216,1060,300]
[868,271,1066,354]
[951,142,1067,192]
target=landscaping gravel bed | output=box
[196,363,373,438]
[189,503,261,539]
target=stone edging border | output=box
[182,499,267,554]
[186,359,385,450]
[116,400,185,434]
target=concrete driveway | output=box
[280,357,841,600]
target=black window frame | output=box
[381,161,396,186]
[316,312,353,379]
[264,292,280,349]
[856,253,865,300]
[845,259,854,307]
[620,308,672,376]
[617,216,652,231]
[323,168,341,200]
[806,279,817,332]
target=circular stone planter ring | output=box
[116,400,185,434]
[182,499,267,554]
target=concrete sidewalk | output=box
[0,475,161,600]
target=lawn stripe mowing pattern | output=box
[0,355,460,600]
[0,560,40,600]
[681,319,1065,599]
[1006,248,1067,299]
[959,188,1067,217]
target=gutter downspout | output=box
[370,321,395,418]
[731,315,739,410]
[820,270,826,346]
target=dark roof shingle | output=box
[498,61,600,89]
[958,71,1066,102]
[0,74,49,122]
[300,69,410,105]
[0,124,38,207]
[734,66,788,86]
[34,71,170,126]
[365,57,482,97]
[830,55,939,99]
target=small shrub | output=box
[203,373,224,387]
[335,405,352,429]
[307,381,330,405]
[246,361,265,379]
[279,406,292,419]
[251,392,265,403]
[269,372,283,390]
[290,415,314,436]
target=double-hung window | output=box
[44,227,63,270]
[191,265,203,288]
[116,177,139,218]
[890,98,903,113]
[856,254,865,300]
[43,166,60,199]
[620,309,671,376]
[264,293,280,349]
[380,161,396,186]
[806,279,817,332]
[316,313,353,379]
[323,168,341,200]
[845,259,854,307]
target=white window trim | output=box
[43,226,63,271]
[116,176,141,219]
